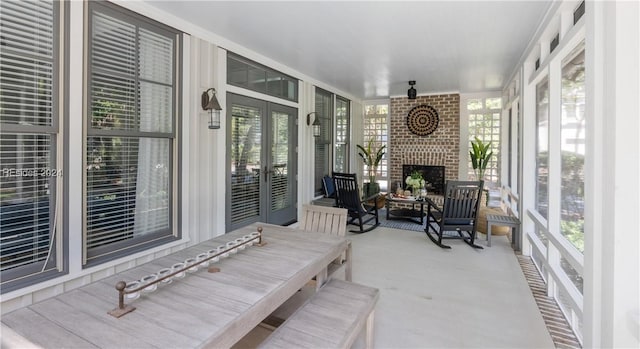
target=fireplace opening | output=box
[401,165,445,195]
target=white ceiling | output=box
[145,1,551,100]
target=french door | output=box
[226,93,298,231]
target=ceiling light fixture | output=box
[407,81,417,99]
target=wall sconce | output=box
[306,112,321,137]
[407,80,417,99]
[201,88,222,129]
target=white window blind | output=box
[85,2,179,263]
[314,88,333,196]
[0,0,59,291]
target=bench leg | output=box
[365,309,375,349]
[345,241,352,282]
[487,223,492,247]
[316,267,328,291]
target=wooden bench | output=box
[486,213,521,249]
[258,279,380,349]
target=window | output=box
[0,0,63,292]
[536,78,549,219]
[467,97,501,184]
[85,2,181,264]
[314,88,332,196]
[363,102,388,190]
[227,53,298,102]
[334,96,350,173]
[560,44,585,254]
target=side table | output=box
[486,214,521,250]
[385,195,426,224]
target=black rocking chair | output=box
[425,180,484,249]
[333,172,380,233]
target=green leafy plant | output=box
[357,138,386,185]
[405,171,425,190]
[469,137,493,181]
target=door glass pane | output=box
[230,105,261,224]
[270,111,290,211]
[561,46,585,253]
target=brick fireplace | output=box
[389,94,460,191]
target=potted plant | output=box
[357,138,386,198]
[469,136,493,181]
[405,171,425,197]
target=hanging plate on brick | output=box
[406,104,439,136]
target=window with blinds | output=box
[314,88,333,196]
[0,0,62,293]
[85,2,180,264]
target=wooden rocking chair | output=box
[332,172,380,233]
[424,180,484,249]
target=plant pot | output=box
[362,182,380,198]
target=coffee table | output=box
[385,194,427,224]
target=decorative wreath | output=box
[406,104,439,136]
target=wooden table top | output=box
[1,223,348,349]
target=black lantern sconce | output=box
[306,112,321,137]
[407,80,417,99]
[201,88,222,129]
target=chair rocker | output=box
[333,172,380,233]
[424,180,484,249]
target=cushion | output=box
[322,175,336,198]
[476,207,511,235]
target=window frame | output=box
[465,96,502,185]
[83,1,182,266]
[313,87,333,196]
[227,52,298,103]
[0,0,66,293]
[535,77,550,220]
[362,101,389,191]
[334,95,350,173]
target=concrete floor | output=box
[347,225,554,349]
[236,225,555,349]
